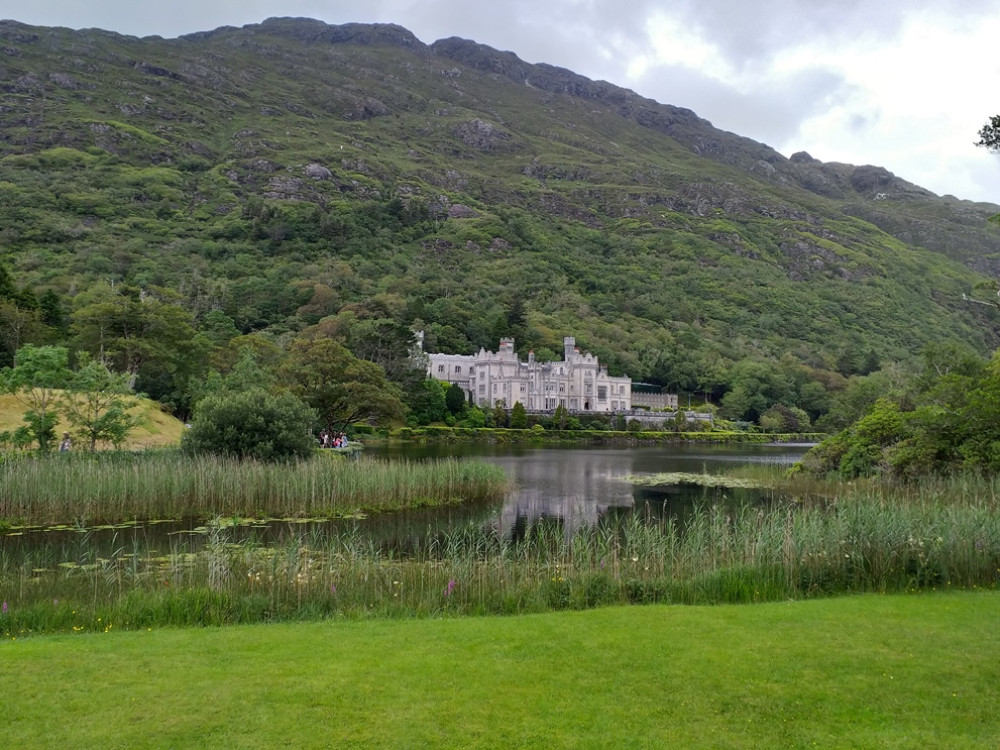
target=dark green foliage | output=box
[407,379,448,425]
[0,344,71,451]
[460,405,486,428]
[510,401,528,429]
[759,404,811,433]
[38,289,65,330]
[445,383,467,415]
[182,389,317,462]
[803,348,1000,478]
[976,114,1000,152]
[280,338,407,432]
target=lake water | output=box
[369,441,811,538]
[2,442,811,561]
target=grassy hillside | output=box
[3,593,998,748]
[0,393,185,449]
[1,17,999,404]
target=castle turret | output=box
[563,336,576,360]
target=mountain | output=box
[1,16,1000,406]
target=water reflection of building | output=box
[425,336,632,413]
[489,450,637,538]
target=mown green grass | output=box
[2,592,997,748]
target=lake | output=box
[1,442,811,562]
[369,441,811,538]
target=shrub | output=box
[182,388,317,462]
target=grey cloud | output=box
[662,0,995,69]
[632,62,851,147]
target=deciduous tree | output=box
[60,358,139,451]
[281,338,406,433]
[0,345,71,451]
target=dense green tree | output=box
[759,404,811,433]
[190,348,277,411]
[510,401,528,429]
[0,344,71,451]
[445,382,467,415]
[182,388,317,462]
[460,405,486,428]
[803,350,1000,478]
[38,289,66,330]
[0,301,43,361]
[552,404,568,430]
[280,338,406,433]
[816,370,901,431]
[198,309,241,348]
[0,264,16,300]
[492,401,508,428]
[71,283,196,390]
[406,379,448,425]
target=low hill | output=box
[0,394,186,449]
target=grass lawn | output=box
[2,591,998,748]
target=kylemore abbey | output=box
[421,335,677,414]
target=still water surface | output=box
[371,442,810,537]
[3,442,811,561]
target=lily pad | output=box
[625,472,771,490]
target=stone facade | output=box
[630,391,679,411]
[426,336,632,413]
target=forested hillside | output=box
[2,16,999,426]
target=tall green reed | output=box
[0,451,507,525]
[3,474,999,636]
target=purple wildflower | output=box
[2,601,6,615]
[445,579,456,597]
[330,584,336,595]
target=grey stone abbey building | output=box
[423,335,634,413]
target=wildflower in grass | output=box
[1,601,6,615]
[445,579,456,597]
[330,584,336,595]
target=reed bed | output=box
[3,475,999,635]
[0,452,507,525]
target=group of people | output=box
[318,430,348,449]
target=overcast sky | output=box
[4,0,1000,203]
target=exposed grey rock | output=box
[453,118,512,151]
[447,204,479,218]
[304,163,333,180]
[48,71,78,88]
